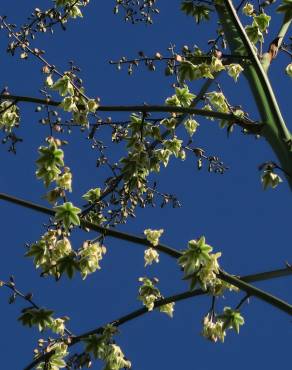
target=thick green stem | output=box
[216,0,292,187]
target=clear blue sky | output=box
[0,1,291,369]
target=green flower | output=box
[56,169,72,192]
[181,1,213,24]
[50,317,68,335]
[210,56,225,73]
[35,143,64,187]
[245,25,263,44]
[163,137,183,157]
[138,277,161,311]
[206,92,229,113]
[36,342,68,370]
[178,236,213,277]
[227,63,244,82]
[18,308,54,332]
[159,302,175,318]
[253,12,271,32]
[219,307,245,334]
[69,5,83,18]
[60,96,79,112]
[52,75,75,96]
[166,86,196,107]
[54,202,81,230]
[184,118,199,136]
[156,148,172,167]
[82,187,102,203]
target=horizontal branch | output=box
[23,287,212,369]
[1,192,290,369]
[1,192,292,316]
[25,264,292,369]
[0,94,262,132]
[0,192,181,259]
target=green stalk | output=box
[261,12,292,73]
[216,0,292,187]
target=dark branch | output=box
[0,94,262,133]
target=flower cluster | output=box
[202,307,244,343]
[206,92,230,114]
[178,236,237,294]
[36,137,73,205]
[18,306,69,336]
[144,247,160,266]
[25,230,72,275]
[244,7,271,44]
[56,0,90,20]
[138,277,175,317]
[143,228,163,266]
[46,73,99,127]
[201,314,226,343]
[35,342,68,370]
[36,139,65,188]
[144,228,164,246]
[0,100,20,131]
[84,325,131,370]
[26,228,107,280]
[78,241,107,280]
[178,47,244,83]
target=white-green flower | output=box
[184,118,199,136]
[79,242,106,279]
[0,101,20,131]
[144,229,164,246]
[227,63,244,82]
[242,3,254,16]
[51,75,75,96]
[261,170,283,189]
[60,96,79,112]
[285,63,292,77]
[50,318,67,335]
[202,314,226,343]
[56,169,72,192]
[206,92,229,113]
[144,247,160,266]
[87,99,99,112]
[159,302,175,318]
[253,12,271,32]
[210,56,225,73]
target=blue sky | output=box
[0,1,291,369]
